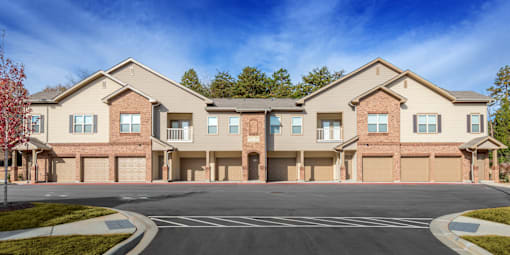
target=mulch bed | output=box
[0,202,33,213]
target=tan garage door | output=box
[401,157,428,182]
[216,158,242,181]
[268,158,297,181]
[52,158,75,182]
[180,158,206,181]
[118,157,146,182]
[363,156,393,182]
[83,158,109,182]
[433,156,461,182]
[305,158,333,181]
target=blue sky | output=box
[1,0,509,94]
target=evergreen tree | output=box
[210,71,235,98]
[293,66,345,98]
[269,68,293,97]
[488,65,510,102]
[234,66,269,98]
[488,65,510,163]
[181,68,210,97]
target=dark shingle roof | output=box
[29,90,62,103]
[210,98,300,110]
[448,91,492,102]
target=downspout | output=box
[466,147,475,183]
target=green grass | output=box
[462,235,510,255]
[463,207,510,225]
[0,202,116,231]
[0,234,130,255]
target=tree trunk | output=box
[4,147,7,207]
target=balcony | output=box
[316,128,342,142]
[167,127,193,142]
[316,113,342,142]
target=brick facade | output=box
[241,113,266,182]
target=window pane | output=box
[271,126,281,134]
[378,114,388,124]
[131,124,140,133]
[367,114,377,124]
[32,116,40,125]
[120,124,130,133]
[368,124,377,132]
[418,115,427,124]
[74,125,83,133]
[84,115,93,124]
[75,115,84,124]
[428,115,437,124]
[132,114,141,124]
[208,117,217,126]
[270,116,280,125]
[428,124,436,133]
[471,115,480,124]
[208,126,217,134]
[292,117,302,126]
[292,126,302,134]
[229,126,239,134]
[472,124,480,133]
[32,125,40,133]
[120,114,131,124]
[84,124,92,133]
[418,124,427,133]
[379,124,388,132]
[229,117,239,126]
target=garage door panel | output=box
[180,158,206,181]
[83,158,109,182]
[268,158,297,181]
[305,158,333,181]
[118,157,146,182]
[363,156,393,182]
[217,158,242,181]
[53,158,75,182]
[401,157,428,182]
[433,157,461,182]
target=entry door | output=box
[477,153,486,181]
[322,120,340,140]
[249,154,259,180]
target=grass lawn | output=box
[462,235,510,255]
[0,234,130,255]
[463,207,510,225]
[0,202,116,231]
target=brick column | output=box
[30,150,37,184]
[340,151,346,181]
[75,153,82,182]
[429,153,435,182]
[299,150,305,181]
[145,151,152,182]
[393,152,401,182]
[162,151,169,181]
[109,154,116,182]
[492,150,499,183]
[11,150,18,181]
[204,150,211,182]
[242,152,249,181]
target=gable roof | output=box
[206,98,303,112]
[448,91,493,102]
[13,137,51,151]
[106,58,213,104]
[350,85,407,105]
[53,71,127,102]
[383,70,457,101]
[335,136,359,151]
[29,90,61,103]
[102,84,158,104]
[459,136,507,150]
[296,58,403,104]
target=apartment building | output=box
[5,58,506,184]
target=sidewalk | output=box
[430,211,510,255]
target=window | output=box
[229,117,240,134]
[367,114,388,133]
[471,114,480,133]
[31,115,41,133]
[74,114,93,133]
[120,114,140,133]
[270,116,281,134]
[417,114,437,133]
[208,117,218,134]
[292,117,302,135]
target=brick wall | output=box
[241,113,266,181]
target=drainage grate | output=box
[449,222,480,233]
[105,219,135,230]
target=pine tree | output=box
[181,68,210,97]
[293,66,345,98]
[269,68,293,97]
[234,67,269,98]
[488,65,510,102]
[210,71,236,98]
[487,65,510,163]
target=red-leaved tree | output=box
[0,33,30,206]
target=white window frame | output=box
[417,114,438,134]
[228,117,240,134]
[207,116,218,135]
[470,114,481,133]
[31,115,41,133]
[74,114,94,134]
[120,113,141,133]
[291,116,303,135]
[270,116,281,134]
[367,114,388,133]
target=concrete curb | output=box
[429,211,492,255]
[104,209,158,255]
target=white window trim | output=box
[228,116,240,135]
[74,114,94,134]
[207,116,218,135]
[417,114,438,134]
[291,116,303,135]
[270,116,281,135]
[31,115,41,134]
[367,113,388,133]
[470,113,481,134]
[120,113,141,133]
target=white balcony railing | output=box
[317,128,342,142]
[167,127,193,142]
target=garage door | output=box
[363,156,393,182]
[180,158,206,181]
[216,158,242,181]
[305,158,333,181]
[118,157,146,182]
[401,157,428,182]
[83,158,109,182]
[433,156,461,182]
[268,158,297,181]
[52,158,75,182]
